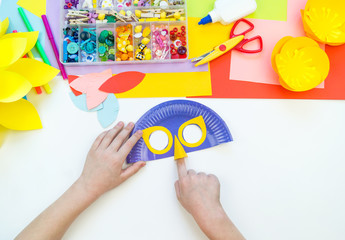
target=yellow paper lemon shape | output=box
[305,7,345,45]
[0,71,32,102]
[305,0,345,13]
[280,36,319,55]
[276,47,330,92]
[0,99,42,131]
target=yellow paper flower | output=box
[0,18,59,136]
[302,0,345,46]
[272,37,330,92]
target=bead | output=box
[135,25,143,33]
[174,39,182,48]
[135,10,142,18]
[145,53,152,60]
[119,10,126,16]
[142,38,150,45]
[67,42,79,54]
[121,53,129,61]
[181,26,186,31]
[182,40,187,46]
[173,27,178,32]
[143,27,151,38]
[161,12,166,19]
[126,45,134,52]
[98,45,107,54]
[177,46,187,55]
[174,12,181,19]
[108,54,115,61]
[161,29,168,36]
[134,33,143,38]
[98,13,106,20]
[80,31,90,41]
[170,34,177,41]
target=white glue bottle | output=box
[199,0,257,25]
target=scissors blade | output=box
[191,50,214,63]
[194,36,244,67]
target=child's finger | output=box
[99,122,124,149]
[120,161,146,182]
[176,158,187,179]
[118,130,143,160]
[109,122,135,151]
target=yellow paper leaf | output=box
[1,31,39,57]
[0,18,9,38]
[7,58,60,87]
[0,99,42,130]
[0,71,32,102]
[0,38,27,69]
[17,0,46,18]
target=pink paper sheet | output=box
[230,0,325,88]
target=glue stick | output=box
[198,0,257,26]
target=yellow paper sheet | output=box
[0,38,27,69]
[6,58,59,87]
[0,125,7,147]
[1,32,39,58]
[0,71,32,103]
[116,71,212,98]
[0,18,9,37]
[17,0,46,18]
[0,99,42,130]
[188,17,234,59]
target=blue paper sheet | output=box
[97,94,119,128]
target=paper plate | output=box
[127,100,233,163]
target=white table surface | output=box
[1,77,345,240]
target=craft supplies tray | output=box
[61,0,189,65]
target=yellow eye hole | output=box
[142,126,173,155]
[178,116,207,148]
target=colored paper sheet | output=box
[0,1,45,58]
[6,58,59,87]
[0,71,31,103]
[192,42,345,100]
[188,0,288,21]
[97,94,120,128]
[0,99,42,130]
[99,72,146,94]
[0,125,7,147]
[116,71,212,98]
[188,17,234,59]
[69,93,104,112]
[69,69,112,109]
[230,0,325,88]
[247,0,288,21]
[17,0,46,18]
[187,0,216,18]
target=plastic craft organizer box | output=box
[61,0,189,65]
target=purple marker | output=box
[41,15,68,80]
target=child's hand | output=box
[78,122,146,200]
[175,158,222,219]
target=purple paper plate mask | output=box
[127,100,233,163]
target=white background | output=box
[1,77,345,240]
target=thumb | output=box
[121,161,146,182]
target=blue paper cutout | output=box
[97,94,120,128]
[69,92,103,112]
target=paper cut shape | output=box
[127,100,233,163]
[174,136,188,160]
[99,72,146,94]
[17,0,46,18]
[69,92,104,112]
[177,116,207,148]
[0,18,9,37]
[0,38,27,69]
[68,75,83,96]
[1,32,39,58]
[142,126,173,155]
[69,69,112,109]
[0,99,42,130]
[0,71,32,103]
[6,58,59,87]
[302,0,345,46]
[97,94,119,128]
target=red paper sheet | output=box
[195,44,345,100]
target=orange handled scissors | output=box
[192,19,263,67]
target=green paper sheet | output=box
[187,0,288,22]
